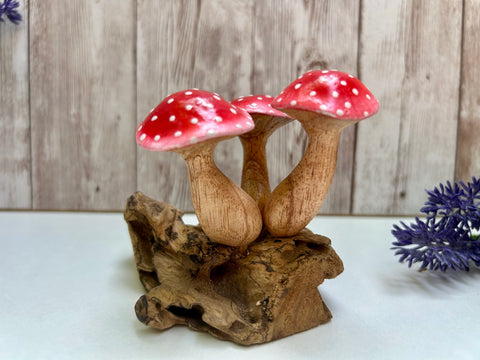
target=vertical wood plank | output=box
[456,0,480,181]
[354,0,463,215]
[137,0,253,211]
[137,0,198,210]
[30,0,136,210]
[0,1,30,208]
[253,0,360,214]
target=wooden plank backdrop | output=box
[1,0,478,215]
[0,0,29,208]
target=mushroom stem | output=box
[238,114,292,215]
[240,135,270,214]
[177,141,263,247]
[263,110,352,237]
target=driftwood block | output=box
[124,192,343,345]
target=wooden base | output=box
[124,192,344,345]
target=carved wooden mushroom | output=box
[264,70,379,237]
[231,95,292,213]
[136,89,262,247]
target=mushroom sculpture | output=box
[231,95,292,214]
[264,70,379,237]
[136,89,262,247]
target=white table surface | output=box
[1,211,479,360]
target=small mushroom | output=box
[136,89,262,247]
[264,70,379,237]
[231,95,292,213]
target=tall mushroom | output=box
[231,95,292,214]
[264,70,379,237]
[136,89,262,247]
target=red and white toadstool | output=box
[231,95,292,214]
[263,70,379,237]
[136,89,262,247]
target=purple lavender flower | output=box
[0,0,22,25]
[391,177,480,271]
[421,177,480,229]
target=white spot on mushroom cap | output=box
[174,131,182,137]
[340,80,347,86]
[185,91,192,95]
[140,133,146,141]
[310,91,317,96]
[320,104,327,111]
[294,83,302,90]
[191,118,198,124]
[257,96,263,100]
[276,97,282,102]
[332,91,339,98]
[366,94,371,100]
[151,115,158,121]
[137,125,143,132]
[230,108,237,114]
[215,116,222,122]
[364,111,369,116]
[206,103,214,109]
[169,115,175,122]
[352,88,359,95]
[207,129,216,136]
[236,124,242,128]
[290,100,297,106]
[345,102,351,108]
[336,109,344,116]
[167,98,174,104]
[213,95,221,101]
[154,135,160,141]
[185,105,193,111]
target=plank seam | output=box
[27,0,33,209]
[350,0,363,215]
[454,0,466,180]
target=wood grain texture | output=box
[125,192,343,345]
[137,0,253,211]
[264,112,351,237]
[0,1,30,208]
[178,143,262,247]
[353,0,463,215]
[252,0,360,214]
[30,0,136,210]
[456,0,480,181]
[0,1,474,214]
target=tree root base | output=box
[124,192,344,345]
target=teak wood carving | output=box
[126,70,379,344]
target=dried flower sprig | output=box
[391,177,480,271]
[0,0,22,25]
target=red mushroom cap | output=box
[273,70,379,121]
[231,95,292,119]
[136,89,254,151]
